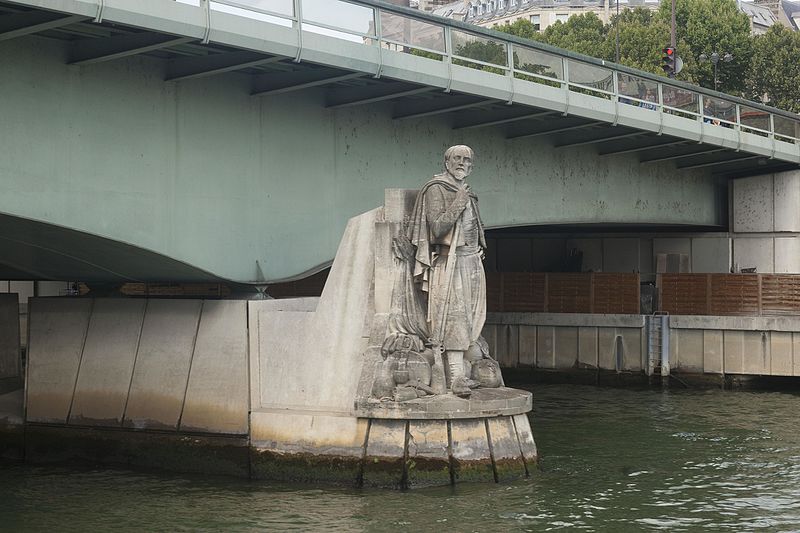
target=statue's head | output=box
[444,145,474,182]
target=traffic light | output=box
[662,46,676,77]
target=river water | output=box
[3,384,800,532]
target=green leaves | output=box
[748,25,800,113]
[458,1,798,113]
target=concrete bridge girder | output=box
[0,0,795,283]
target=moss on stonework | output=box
[451,458,495,484]
[24,426,249,477]
[493,458,527,482]
[362,456,405,489]
[250,449,362,486]
[406,456,452,488]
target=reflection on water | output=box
[3,385,800,532]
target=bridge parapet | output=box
[201,0,800,160]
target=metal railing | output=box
[198,0,800,146]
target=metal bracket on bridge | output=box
[93,0,105,23]
[373,10,383,79]
[506,46,514,105]
[444,27,453,93]
[734,105,742,152]
[562,60,570,117]
[201,0,211,44]
[769,114,777,159]
[293,0,303,63]
[611,74,619,126]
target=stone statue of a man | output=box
[407,145,488,396]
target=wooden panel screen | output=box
[501,272,547,312]
[762,275,800,315]
[659,274,709,315]
[485,272,640,313]
[659,273,800,316]
[547,273,592,313]
[486,272,503,312]
[593,273,641,314]
[709,274,759,315]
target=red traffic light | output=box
[662,47,675,56]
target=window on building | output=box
[530,13,541,30]
[498,0,505,8]
[555,13,569,23]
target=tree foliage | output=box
[542,12,608,57]
[656,0,752,92]
[747,24,800,113]
[472,0,799,113]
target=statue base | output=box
[354,387,532,419]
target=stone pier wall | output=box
[25,297,249,434]
[0,294,20,379]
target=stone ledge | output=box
[669,315,800,332]
[353,387,532,420]
[487,312,645,328]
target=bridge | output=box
[1,0,799,284]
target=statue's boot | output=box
[447,351,473,397]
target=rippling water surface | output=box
[4,384,800,532]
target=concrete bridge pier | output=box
[0,191,537,487]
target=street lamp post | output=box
[699,51,734,90]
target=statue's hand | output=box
[454,187,471,208]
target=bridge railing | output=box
[201,0,800,145]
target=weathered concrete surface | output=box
[488,313,645,328]
[406,420,451,488]
[363,419,407,488]
[0,389,23,427]
[180,300,248,435]
[449,418,495,483]
[487,417,526,482]
[730,171,800,273]
[486,315,644,372]
[733,175,774,233]
[69,299,146,426]
[670,315,800,332]
[26,298,92,424]
[252,209,377,412]
[0,389,24,461]
[123,299,202,430]
[250,411,367,484]
[513,414,538,467]
[354,387,532,420]
[26,297,250,434]
[0,294,19,379]
[247,297,319,409]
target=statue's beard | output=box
[450,169,469,181]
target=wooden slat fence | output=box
[659,273,800,316]
[487,272,640,314]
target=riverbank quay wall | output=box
[486,313,800,381]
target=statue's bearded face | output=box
[445,148,473,181]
